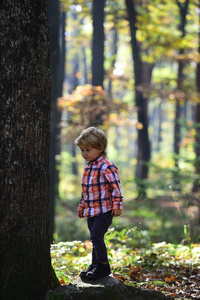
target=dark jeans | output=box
[87,210,113,264]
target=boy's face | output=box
[79,145,103,162]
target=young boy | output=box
[75,127,123,279]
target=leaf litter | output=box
[51,228,200,299]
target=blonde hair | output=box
[75,127,107,156]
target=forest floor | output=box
[51,238,200,299]
[112,264,200,299]
[113,196,200,299]
[53,195,200,298]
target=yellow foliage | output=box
[57,84,129,142]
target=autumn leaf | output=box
[59,278,66,285]
[129,266,144,280]
[165,275,175,283]
[113,273,128,282]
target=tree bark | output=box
[125,0,151,196]
[47,0,62,242]
[0,1,60,299]
[92,0,105,87]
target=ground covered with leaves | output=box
[51,228,200,299]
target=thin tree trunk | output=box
[73,58,80,90]
[173,0,189,189]
[82,45,88,84]
[108,26,118,96]
[71,57,79,175]
[72,143,78,175]
[0,1,60,299]
[92,0,105,87]
[193,0,200,192]
[157,101,163,151]
[125,0,151,197]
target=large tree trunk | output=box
[125,0,151,197]
[92,0,105,88]
[0,1,60,299]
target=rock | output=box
[45,275,166,300]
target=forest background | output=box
[0,0,199,299]
[50,0,200,247]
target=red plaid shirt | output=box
[78,156,123,218]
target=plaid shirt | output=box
[78,156,123,218]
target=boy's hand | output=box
[78,210,84,218]
[112,209,122,217]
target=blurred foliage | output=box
[55,95,200,243]
[55,122,200,244]
[53,0,200,245]
[57,85,130,141]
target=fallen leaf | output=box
[165,275,175,283]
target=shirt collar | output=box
[87,156,104,166]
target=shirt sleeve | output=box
[104,165,123,210]
[78,192,85,212]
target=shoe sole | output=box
[79,264,97,277]
[80,273,87,277]
[86,272,111,279]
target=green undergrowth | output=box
[51,227,200,286]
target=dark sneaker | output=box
[80,264,97,277]
[86,263,111,279]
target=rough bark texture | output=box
[0,1,60,299]
[45,276,166,300]
[47,0,61,243]
[92,0,105,88]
